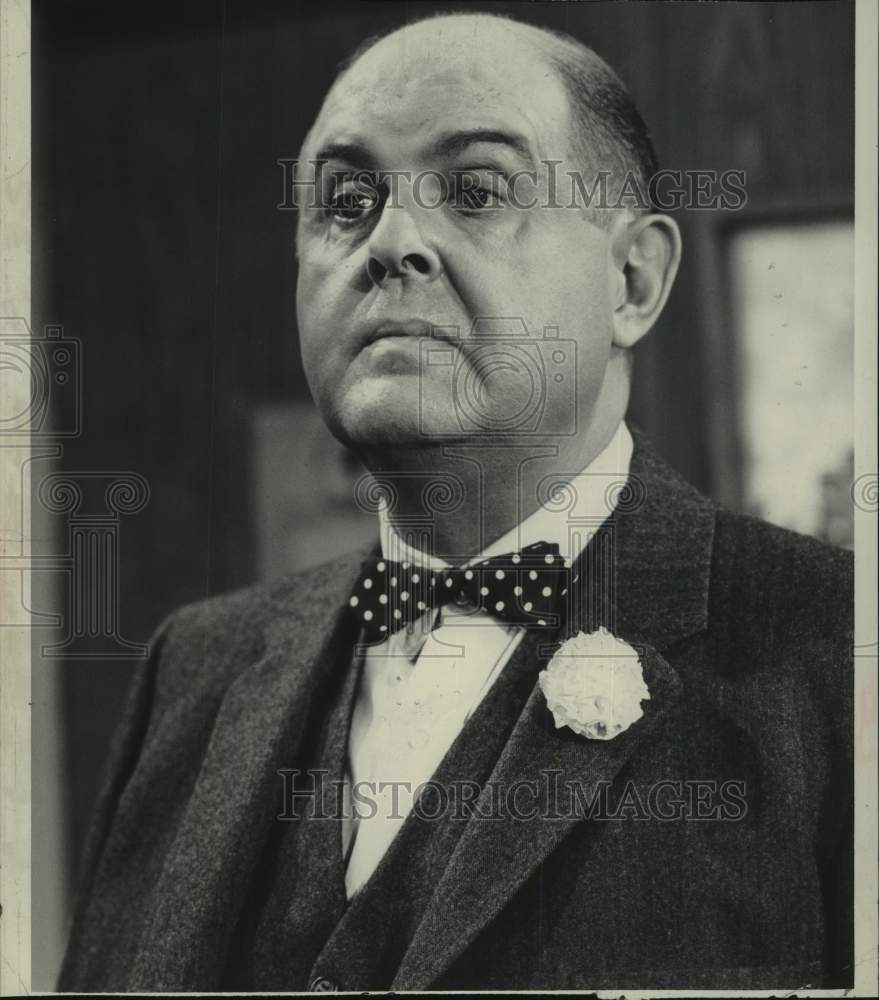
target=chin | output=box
[327,378,465,449]
[326,396,422,450]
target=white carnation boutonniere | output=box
[538,627,650,740]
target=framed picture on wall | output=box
[694,200,854,549]
[252,402,376,579]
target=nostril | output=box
[367,257,388,285]
[366,250,437,287]
[403,253,431,275]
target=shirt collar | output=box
[378,421,634,571]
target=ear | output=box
[608,212,682,349]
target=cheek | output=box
[540,230,614,346]
[517,238,615,401]
[295,256,353,380]
[468,219,610,323]
[296,245,338,325]
[295,274,323,377]
[544,228,610,306]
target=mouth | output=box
[361,318,453,347]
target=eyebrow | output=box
[312,128,535,170]
[312,141,377,168]
[430,129,535,165]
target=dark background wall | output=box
[31,0,854,968]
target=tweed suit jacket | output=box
[58,430,854,991]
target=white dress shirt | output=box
[341,421,634,898]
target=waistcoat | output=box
[222,625,545,992]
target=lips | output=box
[362,318,449,346]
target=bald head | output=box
[325,12,657,213]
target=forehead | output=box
[304,20,574,165]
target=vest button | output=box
[308,976,338,992]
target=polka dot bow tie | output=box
[349,541,571,641]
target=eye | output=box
[450,171,506,213]
[327,183,382,226]
[458,186,502,211]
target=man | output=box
[59,12,853,992]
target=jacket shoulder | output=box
[705,509,853,738]
[154,546,372,695]
[166,546,371,635]
[710,508,853,636]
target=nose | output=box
[366,204,442,286]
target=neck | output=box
[361,409,626,565]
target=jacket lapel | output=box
[394,429,717,989]
[129,547,370,990]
